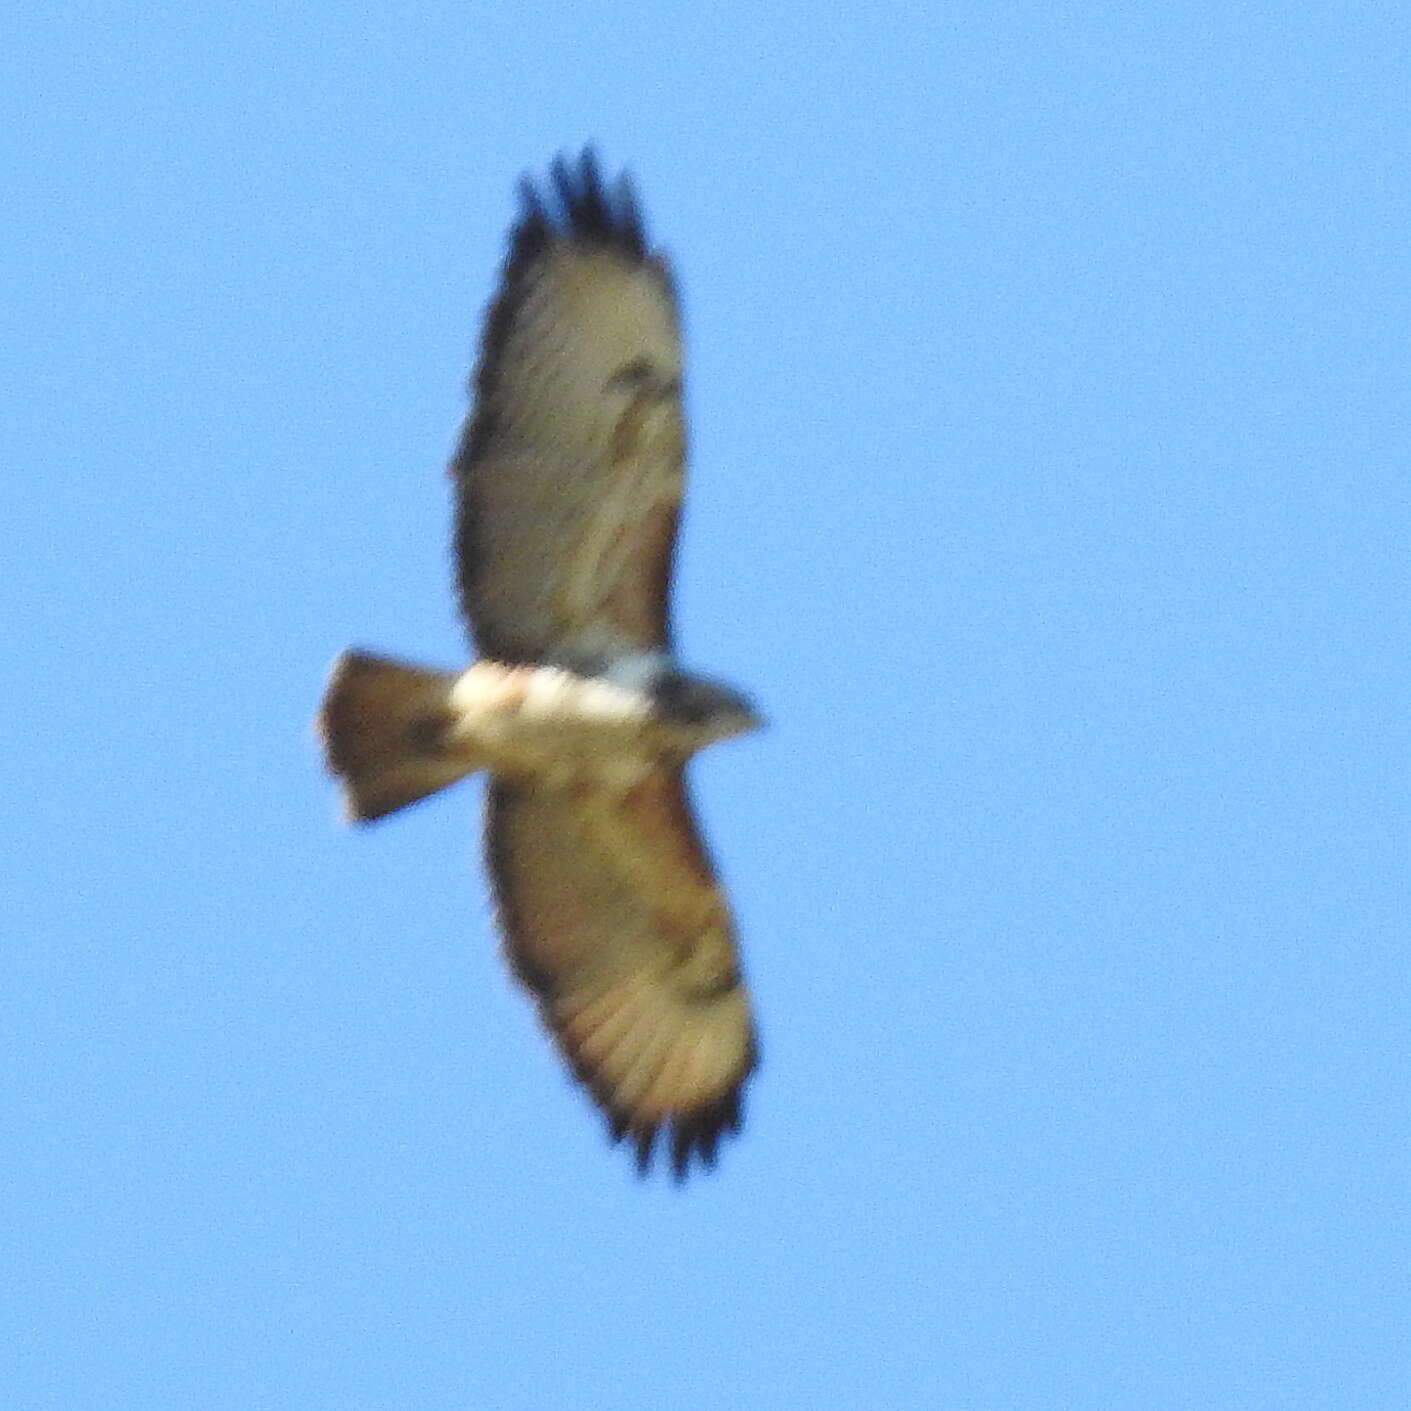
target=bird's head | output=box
[569,648,764,755]
[650,667,765,747]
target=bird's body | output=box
[318,152,762,1180]
[324,651,751,802]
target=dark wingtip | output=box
[633,1126,657,1175]
[602,1070,753,1186]
[458,149,660,476]
[553,1016,753,1185]
[509,146,649,267]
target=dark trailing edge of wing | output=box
[485,780,757,1184]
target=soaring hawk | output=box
[318,151,762,1181]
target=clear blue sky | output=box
[6,4,1407,1408]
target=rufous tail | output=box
[317,650,482,822]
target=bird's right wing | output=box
[452,150,687,667]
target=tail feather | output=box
[318,650,481,822]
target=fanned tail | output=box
[317,650,482,822]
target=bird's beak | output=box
[731,698,767,738]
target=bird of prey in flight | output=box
[318,150,762,1181]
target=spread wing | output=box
[453,150,685,665]
[486,770,757,1180]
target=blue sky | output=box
[6,3,1407,1407]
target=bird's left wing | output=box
[486,770,757,1180]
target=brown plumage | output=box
[452,152,684,666]
[317,151,761,1181]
